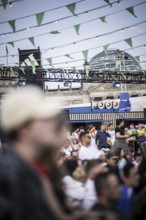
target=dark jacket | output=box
[0,147,56,220]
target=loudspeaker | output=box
[144,108,146,118]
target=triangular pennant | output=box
[100,16,107,23]
[2,0,8,9]
[47,58,52,66]
[74,24,80,35]
[120,72,126,80]
[0,64,4,70]
[36,12,44,25]
[20,67,25,74]
[115,60,121,68]
[65,54,74,59]
[50,31,60,34]
[135,56,140,62]
[66,3,76,16]
[30,60,36,74]
[125,38,133,47]
[126,7,137,18]
[103,0,112,7]
[8,42,14,48]
[103,44,109,55]
[82,50,88,60]
[28,37,35,46]
[8,20,16,32]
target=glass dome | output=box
[90,49,141,71]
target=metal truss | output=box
[0,67,146,83]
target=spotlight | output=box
[9,2,13,7]
[18,78,26,87]
[1,34,5,37]
[85,11,88,15]
[27,27,30,30]
[96,36,99,40]
[121,28,124,33]
[64,81,72,88]
[113,82,121,88]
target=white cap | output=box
[1,86,61,131]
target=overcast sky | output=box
[0,0,146,69]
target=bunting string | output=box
[0,0,144,38]
[0,20,145,58]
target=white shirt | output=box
[78,145,104,160]
[63,175,85,200]
[107,130,115,145]
[61,146,72,156]
[82,178,97,210]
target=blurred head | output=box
[79,126,85,133]
[100,124,106,131]
[63,139,71,149]
[108,124,114,131]
[117,120,125,128]
[79,131,91,146]
[130,123,135,129]
[106,153,118,167]
[122,163,140,187]
[71,150,78,159]
[138,124,143,129]
[1,86,62,151]
[95,172,121,203]
[134,153,142,163]
[73,138,78,145]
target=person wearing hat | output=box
[0,86,62,220]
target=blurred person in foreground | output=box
[118,163,140,216]
[0,86,62,220]
[91,172,126,219]
[83,159,107,211]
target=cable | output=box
[0,0,125,35]
[0,1,145,45]
[0,0,84,24]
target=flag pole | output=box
[6,46,8,66]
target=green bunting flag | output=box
[103,0,112,7]
[47,58,52,66]
[0,64,4,70]
[126,7,137,18]
[20,67,25,74]
[120,72,126,80]
[85,65,90,77]
[115,60,121,68]
[65,54,74,59]
[30,60,36,74]
[2,0,8,9]
[135,56,140,62]
[74,24,80,35]
[50,31,60,34]
[100,16,107,23]
[8,20,16,32]
[103,44,109,55]
[82,50,88,60]
[28,37,35,46]
[125,38,133,47]
[8,42,14,48]
[36,12,44,25]
[66,3,76,16]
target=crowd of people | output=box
[0,86,146,220]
